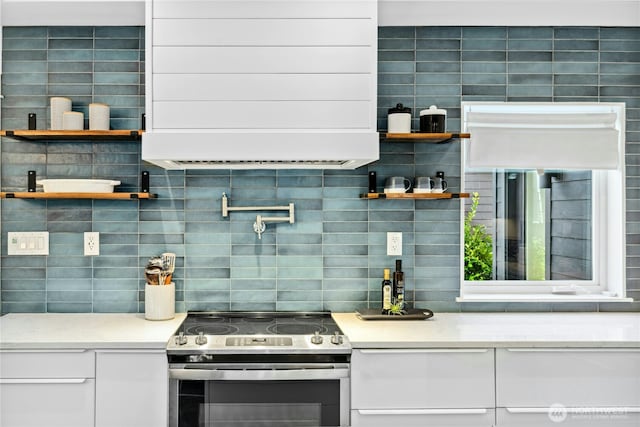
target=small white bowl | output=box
[37,179,121,193]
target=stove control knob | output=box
[175,332,188,346]
[310,331,323,345]
[331,331,344,345]
[195,332,208,346]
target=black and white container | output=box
[388,103,412,133]
[420,105,447,133]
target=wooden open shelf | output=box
[361,192,470,199]
[0,192,156,200]
[0,130,143,141]
[383,132,470,143]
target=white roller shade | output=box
[463,103,625,170]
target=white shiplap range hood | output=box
[142,0,379,169]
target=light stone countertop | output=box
[0,313,187,350]
[332,312,640,348]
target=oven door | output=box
[169,363,350,427]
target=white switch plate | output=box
[7,231,49,255]
[387,232,402,256]
[84,232,100,256]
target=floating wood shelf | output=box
[361,192,470,199]
[0,130,143,141]
[383,132,470,143]
[0,192,156,200]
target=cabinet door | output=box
[351,348,494,409]
[496,407,640,426]
[0,378,95,427]
[352,408,496,427]
[496,348,640,407]
[95,350,168,427]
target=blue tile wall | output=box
[1,26,639,314]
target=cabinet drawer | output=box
[0,350,95,378]
[352,408,496,427]
[496,407,640,426]
[351,349,494,409]
[496,348,640,407]
[0,378,95,427]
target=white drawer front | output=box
[0,378,95,427]
[352,408,496,427]
[496,407,640,426]
[0,350,95,379]
[496,348,640,407]
[351,349,495,409]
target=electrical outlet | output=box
[84,232,99,256]
[387,232,402,256]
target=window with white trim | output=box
[459,102,630,302]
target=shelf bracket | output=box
[221,192,295,239]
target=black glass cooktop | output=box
[178,312,342,336]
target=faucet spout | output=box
[253,215,266,239]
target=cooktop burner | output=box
[178,312,341,336]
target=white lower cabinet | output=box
[0,350,96,427]
[495,348,640,426]
[95,350,168,427]
[350,348,495,427]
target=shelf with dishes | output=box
[382,132,470,143]
[0,129,143,141]
[0,172,157,200]
[360,192,470,199]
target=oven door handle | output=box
[169,366,349,381]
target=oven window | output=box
[176,380,341,427]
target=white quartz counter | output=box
[332,312,640,348]
[0,313,187,350]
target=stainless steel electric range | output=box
[167,312,351,427]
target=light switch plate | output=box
[7,231,49,255]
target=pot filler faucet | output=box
[221,193,295,239]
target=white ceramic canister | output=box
[387,103,412,133]
[50,97,72,130]
[420,105,447,133]
[145,282,175,321]
[89,103,110,130]
[62,111,84,130]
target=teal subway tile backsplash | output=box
[2,26,640,313]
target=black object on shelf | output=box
[28,113,37,130]
[368,171,377,193]
[28,170,36,192]
[141,171,150,193]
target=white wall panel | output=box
[153,100,372,129]
[152,46,373,74]
[153,19,374,46]
[153,74,371,101]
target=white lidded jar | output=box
[420,105,447,133]
[50,97,72,130]
[387,103,412,133]
[89,103,110,130]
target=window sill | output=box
[456,294,634,303]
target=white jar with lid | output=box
[387,103,412,133]
[420,105,447,133]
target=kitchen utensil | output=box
[387,103,412,133]
[420,105,447,133]
[162,252,176,284]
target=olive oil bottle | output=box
[393,260,405,309]
[381,269,392,314]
